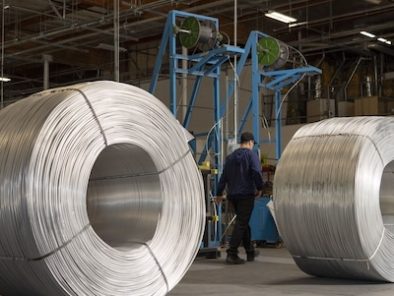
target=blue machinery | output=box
[149,10,321,251]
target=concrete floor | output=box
[170,248,394,296]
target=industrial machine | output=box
[249,196,281,246]
[149,10,321,254]
[258,36,289,69]
[249,164,281,247]
[177,16,223,51]
[223,31,321,159]
[149,10,244,255]
[200,168,221,258]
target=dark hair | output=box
[240,132,255,144]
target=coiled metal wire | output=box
[0,81,205,295]
[274,116,394,282]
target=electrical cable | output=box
[0,81,205,295]
[277,73,306,115]
[274,116,394,282]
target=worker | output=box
[215,132,263,264]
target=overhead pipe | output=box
[344,57,365,101]
[4,1,247,66]
[114,0,120,82]
[327,53,345,116]
[308,52,325,100]
[42,54,52,90]
[283,3,394,33]
[5,0,296,59]
[48,0,63,19]
[365,76,372,97]
[380,53,384,97]
[181,47,188,122]
[374,55,378,96]
[289,20,394,47]
[4,0,237,51]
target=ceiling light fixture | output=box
[0,77,11,82]
[264,11,297,24]
[360,31,376,38]
[96,43,128,52]
[364,0,382,4]
[378,37,392,45]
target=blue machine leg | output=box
[238,96,253,136]
[169,12,177,116]
[274,91,282,160]
[249,197,280,244]
[149,16,171,94]
[251,40,261,149]
[213,71,222,246]
[183,76,203,129]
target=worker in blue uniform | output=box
[215,132,263,264]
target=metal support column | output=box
[149,11,246,252]
[274,91,282,160]
[43,54,52,90]
[181,47,188,121]
[213,69,222,176]
[113,0,120,82]
[251,37,260,148]
[169,12,177,115]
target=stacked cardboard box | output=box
[354,96,394,116]
[307,99,335,123]
[337,101,355,117]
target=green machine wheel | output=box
[258,36,289,68]
[179,17,201,49]
[178,17,219,51]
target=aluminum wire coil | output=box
[274,116,394,282]
[0,81,205,295]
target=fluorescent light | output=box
[289,21,308,28]
[360,31,376,38]
[265,11,297,24]
[378,37,391,45]
[0,77,11,82]
[96,43,127,52]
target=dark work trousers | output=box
[227,196,255,257]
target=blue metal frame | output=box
[149,10,244,250]
[149,12,321,250]
[222,31,321,159]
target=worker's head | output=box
[240,132,255,150]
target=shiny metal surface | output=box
[0,81,205,295]
[274,117,394,282]
[87,143,162,250]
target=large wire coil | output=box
[0,81,205,295]
[274,117,394,282]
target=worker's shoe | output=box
[226,255,245,265]
[246,250,260,262]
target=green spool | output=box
[258,36,281,67]
[179,17,201,49]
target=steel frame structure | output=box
[222,31,322,159]
[149,10,244,250]
[149,11,321,249]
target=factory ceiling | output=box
[1,0,394,102]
